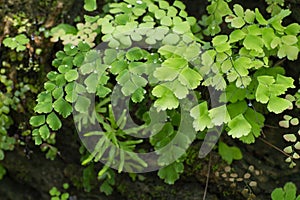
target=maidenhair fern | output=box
[29,0,300,187]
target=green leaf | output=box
[229,30,246,43]
[78,42,91,52]
[234,57,251,76]
[152,85,179,111]
[208,105,231,126]
[256,75,275,103]
[52,87,64,99]
[65,69,79,82]
[126,47,146,61]
[39,124,50,140]
[154,58,187,81]
[75,96,91,113]
[212,35,228,46]
[255,8,268,25]
[158,1,169,9]
[53,98,73,118]
[173,22,190,34]
[84,0,97,11]
[233,4,244,17]
[231,17,245,28]
[228,114,252,138]
[116,70,147,96]
[84,73,99,93]
[96,85,111,98]
[44,82,57,92]
[154,9,166,19]
[243,35,263,52]
[178,67,202,89]
[267,96,292,114]
[190,102,213,131]
[285,23,300,35]
[271,188,284,200]
[50,24,77,35]
[244,9,255,23]
[46,112,62,131]
[161,16,172,26]
[64,44,78,56]
[158,162,184,184]
[115,14,130,25]
[100,181,113,195]
[220,84,247,103]
[281,35,298,45]
[0,150,4,161]
[284,182,297,200]
[262,28,276,49]
[30,115,45,127]
[218,141,243,164]
[0,164,6,179]
[278,44,299,61]
[34,102,53,114]
[131,87,145,103]
[173,0,186,10]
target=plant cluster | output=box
[271,182,300,200]
[49,183,70,200]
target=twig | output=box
[264,124,279,129]
[203,153,212,200]
[259,137,291,157]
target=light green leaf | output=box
[229,30,246,43]
[152,85,179,111]
[84,73,99,93]
[163,80,188,99]
[178,67,202,89]
[228,114,252,138]
[162,34,180,45]
[161,16,172,26]
[212,35,228,46]
[255,8,268,25]
[96,85,111,98]
[243,35,263,52]
[173,0,186,10]
[285,23,300,35]
[190,102,213,131]
[233,4,244,17]
[281,35,298,45]
[154,58,187,81]
[278,44,299,61]
[231,17,245,28]
[208,105,231,126]
[244,9,255,23]
[267,96,292,114]
[173,22,190,34]
[75,96,91,113]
